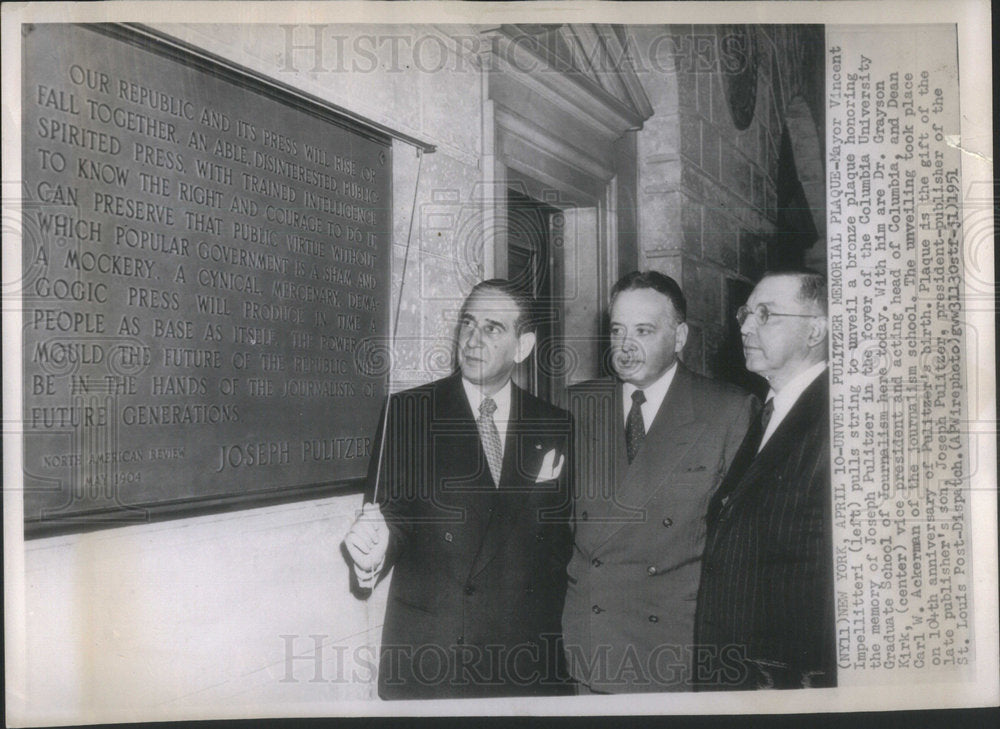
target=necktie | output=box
[478,397,504,487]
[756,397,775,453]
[625,389,646,463]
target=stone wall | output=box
[630,25,825,380]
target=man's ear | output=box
[674,322,689,354]
[806,316,828,349]
[514,331,537,364]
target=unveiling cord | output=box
[363,144,424,700]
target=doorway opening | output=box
[506,188,563,404]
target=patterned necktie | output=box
[478,397,504,487]
[625,389,647,464]
[756,397,775,453]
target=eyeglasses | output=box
[736,304,820,326]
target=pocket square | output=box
[536,448,564,482]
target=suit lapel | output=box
[612,383,629,487]
[497,384,526,490]
[623,365,699,503]
[467,382,533,580]
[588,365,700,550]
[706,415,762,525]
[717,373,827,516]
[432,374,495,531]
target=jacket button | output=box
[457,635,464,645]
[647,565,657,575]
[648,615,659,623]
[444,532,453,542]
[662,518,673,527]
[592,558,602,567]
[592,604,603,614]
[535,533,545,542]
[464,585,475,595]
[581,511,589,521]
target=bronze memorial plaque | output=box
[22,24,392,534]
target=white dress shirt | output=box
[462,377,513,447]
[621,361,678,431]
[758,360,828,452]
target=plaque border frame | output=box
[22,22,404,539]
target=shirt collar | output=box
[622,361,678,423]
[462,377,512,422]
[766,360,828,412]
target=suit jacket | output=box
[562,364,756,692]
[373,374,573,699]
[694,371,835,690]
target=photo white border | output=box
[2,1,994,722]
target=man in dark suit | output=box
[562,271,756,693]
[695,269,834,690]
[344,279,573,700]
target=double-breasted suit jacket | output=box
[695,372,835,690]
[373,374,573,699]
[562,364,756,692]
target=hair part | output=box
[462,278,538,334]
[760,268,827,316]
[610,270,687,322]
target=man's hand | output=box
[344,502,388,585]
[536,448,565,482]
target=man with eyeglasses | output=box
[694,269,835,690]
